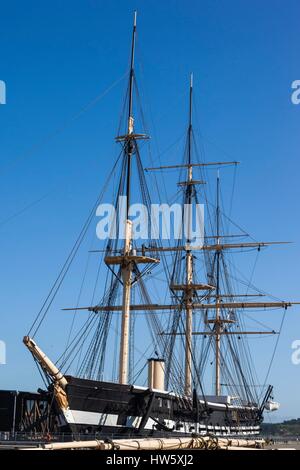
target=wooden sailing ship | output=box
[23,12,297,437]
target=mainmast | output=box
[184,74,194,396]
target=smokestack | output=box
[148,358,165,391]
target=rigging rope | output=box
[28,150,123,337]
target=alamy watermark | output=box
[0,340,6,365]
[0,80,6,104]
[291,80,300,105]
[291,340,300,365]
[96,196,204,246]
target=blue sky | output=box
[0,0,300,421]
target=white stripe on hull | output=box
[62,409,122,427]
[61,409,260,436]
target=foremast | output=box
[106,11,159,385]
[214,173,221,396]
[184,74,195,396]
[118,10,136,386]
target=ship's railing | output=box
[0,430,162,443]
[0,428,266,444]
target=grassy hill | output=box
[262,418,300,436]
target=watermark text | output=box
[291,80,300,105]
[0,340,6,365]
[0,80,6,104]
[96,196,204,246]
[291,339,300,365]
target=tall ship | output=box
[22,13,297,438]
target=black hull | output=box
[53,376,261,437]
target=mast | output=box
[119,11,137,384]
[104,11,158,385]
[184,73,194,396]
[215,173,221,396]
[126,10,137,215]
